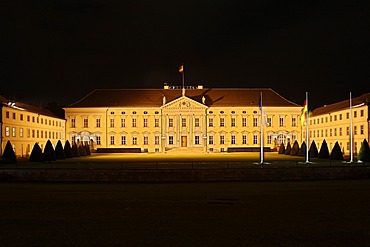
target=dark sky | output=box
[1,0,370,110]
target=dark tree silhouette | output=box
[79,142,87,156]
[285,142,291,155]
[85,142,91,155]
[298,141,307,157]
[29,143,43,162]
[278,143,285,154]
[290,140,300,156]
[72,142,80,157]
[357,139,370,162]
[318,139,330,159]
[64,140,73,158]
[330,142,343,160]
[55,140,66,160]
[2,140,17,164]
[43,140,56,162]
[309,140,319,158]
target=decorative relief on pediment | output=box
[162,97,207,110]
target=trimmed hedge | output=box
[64,140,73,158]
[2,140,17,164]
[309,140,319,158]
[29,142,43,162]
[330,141,343,160]
[298,141,307,157]
[55,140,66,160]
[290,141,299,156]
[285,142,291,155]
[43,140,56,162]
[278,143,285,154]
[318,139,330,159]
[358,139,370,162]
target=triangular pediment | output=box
[161,96,207,110]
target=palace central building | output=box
[64,86,303,153]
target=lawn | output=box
[1,180,370,246]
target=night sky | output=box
[1,0,370,110]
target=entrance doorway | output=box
[181,136,187,147]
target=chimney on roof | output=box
[164,83,169,89]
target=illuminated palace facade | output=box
[0,95,66,157]
[64,86,304,153]
[308,93,370,155]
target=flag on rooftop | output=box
[179,64,184,73]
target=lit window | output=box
[231,135,236,144]
[132,118,137,127]
[143,118,148,127]
[110,118,115,128]
[220,135,225,145]
[195,118,200,127]
[20,128,23,137]
[169,118,174,128]
[155,136,160,145]
[182,118,187,127]
[209,136,214,145]
[132,137,137,145]
[5,126,10,137]
[110,136,115,145]
[83,119,88,128]
[121,136,126,145]
[96,136,101,145]
[242,118,247,127]
[155,118,159,128]
[169,136,174,145]
[209,118,214,127]
[231,118,236,127]
[195,136,200,145]
[121,118,125,128]
[220,118,225,127]
[242,135,247,144]
[96,119,101,128]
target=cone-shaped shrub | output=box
[285,142,291,155]
[43,140,56,161]
[29,142,43,162]
[64,140,73,158]
[79,143,87,156]
[72,142,80,157]
[298,141,307,157]
[290,141,300,156]
[318,139,330,159]
[309,140,319,158]
[85,142,91,155]
[2,140,17,164]
[357,139,370,162]
[278,143,285,154]
[55,140,66,160]
[330,141,343,160]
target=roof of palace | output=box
[311,92,370,116]
[0,95,63,119]
[65,88,301,108]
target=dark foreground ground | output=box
[1,180,370,247]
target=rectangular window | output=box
[253,134,258,144]
[83,118,88,128]
[209,136,214,145]
[209,118,214,127]
[96,119,101,128]
[220,135,225,145]
[169,136,174,145]
[354,126,357,135]
[32,130,35,138]
[121,118,125,128]
[20,114,23,121]
[339,128,342,136]
[182,118,187,127]
[155,136,160,145]
[32,116,35,122]
[20,128,23,137]
[242,117,247,127]
[231,135,236,144]
[5,127,10,136]
[144,136,148,145]
[266,117,272,127]
[195,135,200,145]
[132,137,137,145]
[155,118,159,128]
[354,111,357,118]
[220,118,225,127]
[37,130,39,138]
[41,131,43,139]
[143,118,148,127]
[6,111,9,118]
[13,112,16,120]
[110,136,115,145]
[267,135,272,144]
[121,136,126,145]
[27,115,30,122]
[360,110,364,117]
[71,118,76,128]
[132,118,137,127]
[231,118,236,127]
[346,127,349,136]
[27,129,30,138]
[279,117,284,127]
[339,114,342,120]
[242,135,247,144]
[110,118,115,128]
[253,117,258,127]
[169,118,174,128]
[361,125,364,135]
[96,136,101,145]
[12,127,16,137]
[195,118,200,127]
[292,117,296,127]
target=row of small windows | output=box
[309,125,365,138]
[4,126,62,139]
[208,110,247,114]
[73,117,298,128]
[92,134,293,146]
[110,111,160,115]
[310,109,365,125]
[5,111,63,127]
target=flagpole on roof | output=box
[179,64,185,96]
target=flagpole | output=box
[305,91,309,163]
[349,91,353,163]
[260,92,264,164]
